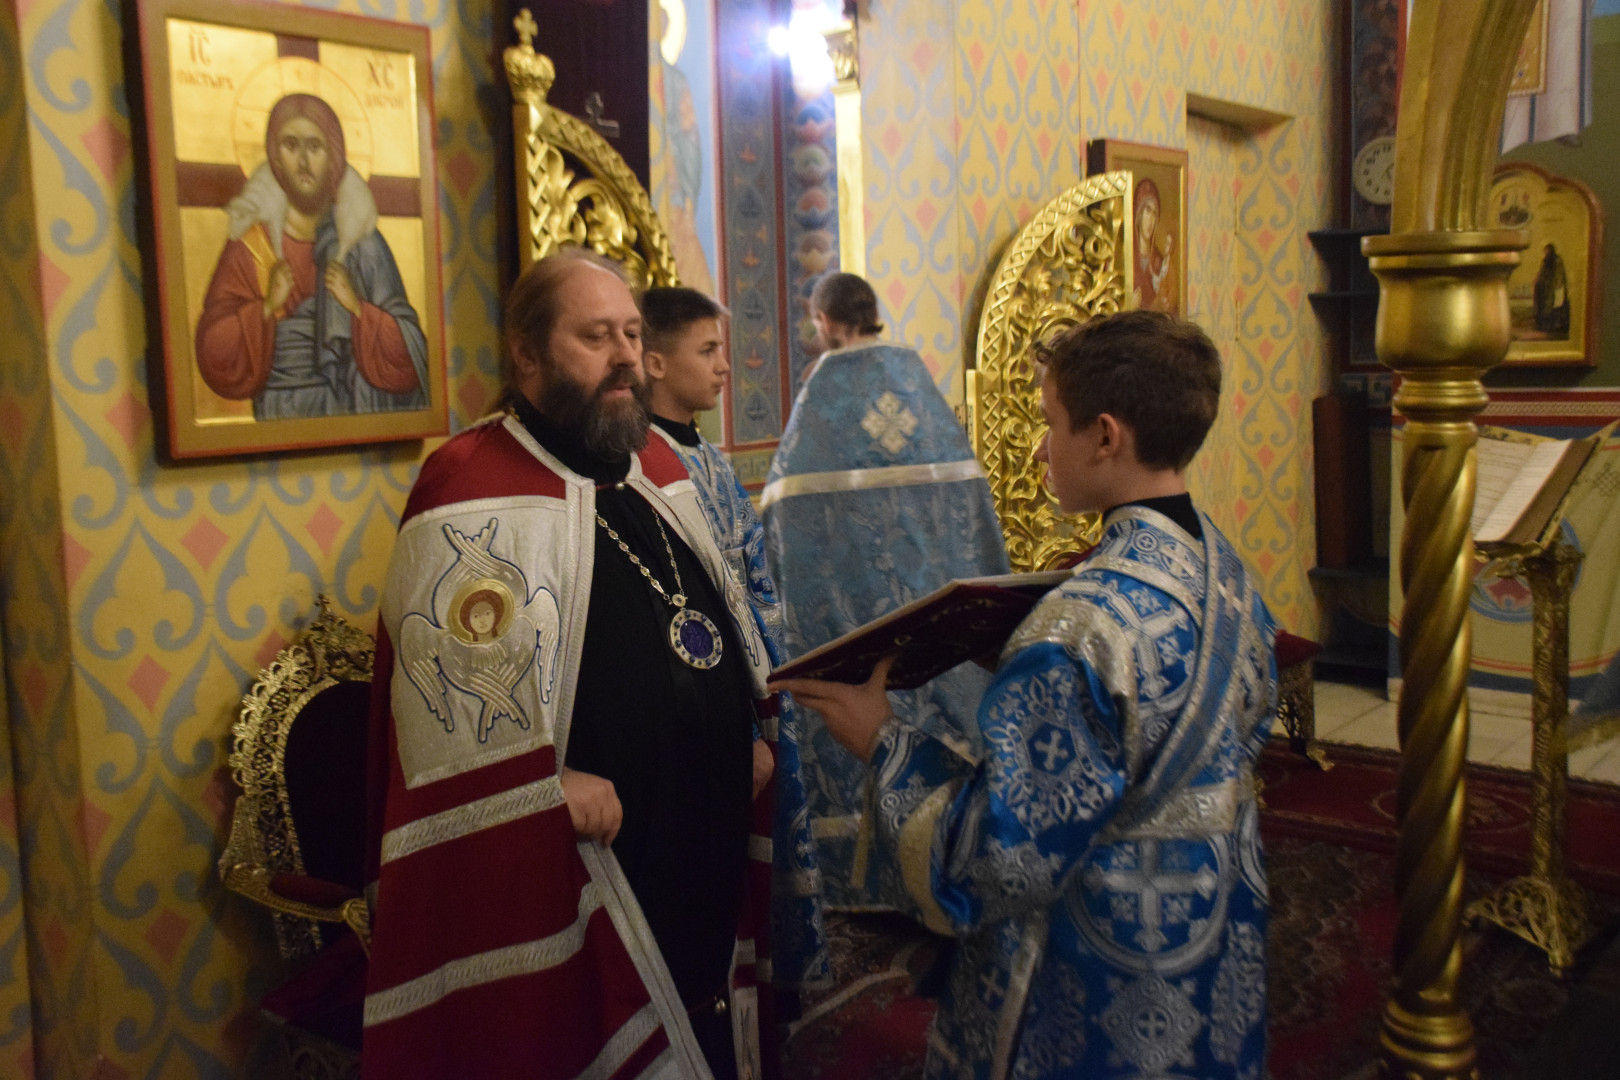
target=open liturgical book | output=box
[1472,420,1618,546]
[770,570,1075,690]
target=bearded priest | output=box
[362,248,777,1080]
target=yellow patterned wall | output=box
[1076,0,1337,634]
[860,0,1084,404]
[861,0,1337,634]
[6,0,501,1075]
[1,0,86,1072]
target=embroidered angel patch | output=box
[399,519,562,743]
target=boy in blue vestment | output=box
[640,286,831,1002]
[773,310,1278,1080]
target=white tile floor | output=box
[1313,679,1620,785]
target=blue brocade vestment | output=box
[760,342,1011,907]
[864,507,1277,1080]
[652,426,832,993]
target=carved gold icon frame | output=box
[134,0,447,459]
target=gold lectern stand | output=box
[1464,534,1593,975]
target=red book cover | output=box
[771,570,1074,690]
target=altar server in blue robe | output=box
[762,272,1010,907]
[640,286,831,1001]
[773,310,1278,1080]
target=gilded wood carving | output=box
[970,171,1134,571]
[219,595,375,959]
[504,10,678,286]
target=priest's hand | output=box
[769,654,898,763]
[560,767,622,847]
[752,739,774,800]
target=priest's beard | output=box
[537,365,651,459]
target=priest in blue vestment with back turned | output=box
[762,272,1010,907]
[773,310,1278,1080]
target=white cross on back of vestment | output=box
[1032,728,1071,772]
[1099,587,1189,699]
[1082,840,1219,952]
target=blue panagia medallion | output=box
[670,607,724,669]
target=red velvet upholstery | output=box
[1276,630,1324,671]
[261,672,371,1064]
[261,931,367,1051]
[270,873,361,909]
[283,679,371,897]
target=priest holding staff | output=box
[772,310,1279,1080]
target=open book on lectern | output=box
[769,570,1074,690]
[1472,420,1618,547]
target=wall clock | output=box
[1349,0,1400,227]
[1352,135,1396,206]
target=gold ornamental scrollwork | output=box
[970,171,1133,571]
[824,26,858,85]
[218,595,375,960]
[504,10,679,286]
[1464,538,1594,974]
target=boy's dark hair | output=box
[639,286,729,356]
[1036,310,1222,471]
[810,272,884,335]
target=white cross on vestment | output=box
[861,392,918,453]
[1102,589,1190,698]
[1032,728,1071,772]
[1215,574,1244,619]
[1083,840,1219,952]
[1133,1007,1174,1040]
[979,967,1008,1006]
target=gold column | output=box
[823,23,865,277]
[1364,2,1541,1077]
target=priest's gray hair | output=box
[499,247,631,408]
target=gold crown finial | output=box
[514,9,537,49]
[504,8,555,106]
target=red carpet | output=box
[784,741,1620,1080]
[1258,741,1620,896]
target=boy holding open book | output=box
[771,310,1279,1080]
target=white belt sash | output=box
[759,458,987,510]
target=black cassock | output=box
[514,398,756,1011]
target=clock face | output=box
[1353,136,1396,206]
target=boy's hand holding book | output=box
[770,654,899,762]
[766,569,1074,690]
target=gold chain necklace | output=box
[595,510,724,669]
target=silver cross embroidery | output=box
[1033,727,1072,772]
[1084,841,1218,952]
[1099,586,1189,699]
[861,392,918,453]
[978,966,1008,1007]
